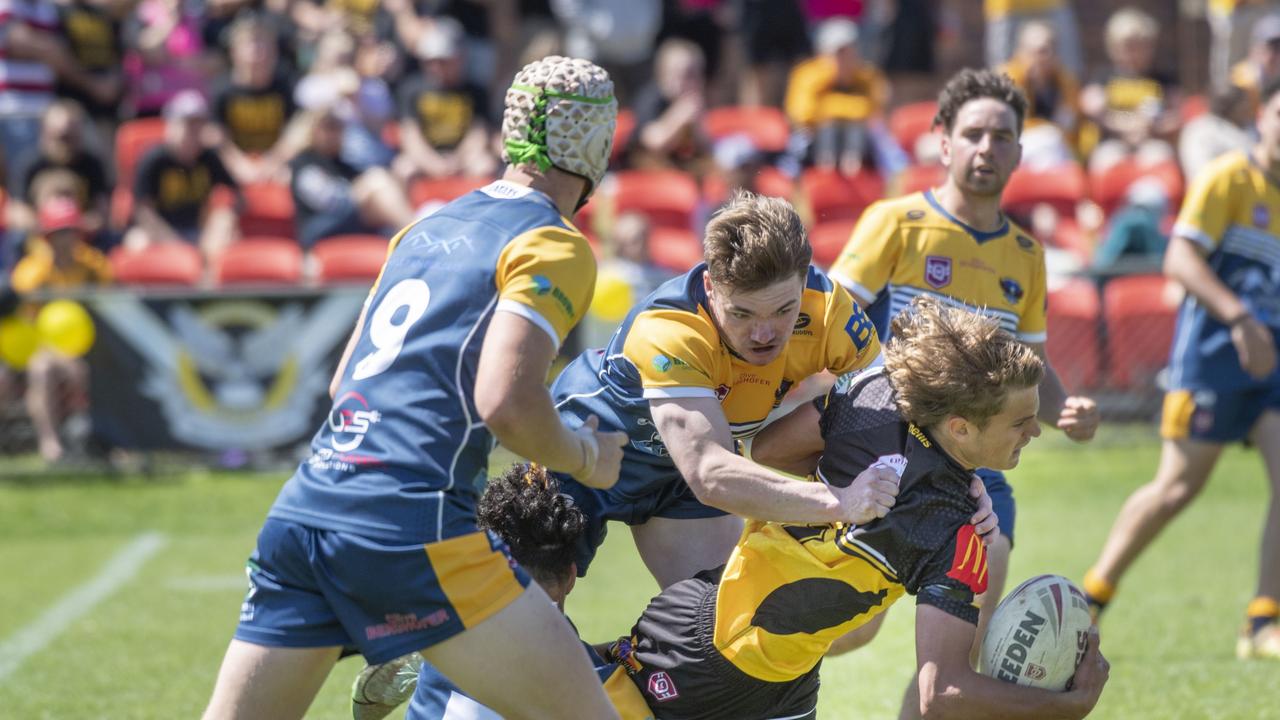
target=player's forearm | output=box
[1035,358,1069,426]
[687,446,845,523]
[1165,236,1250,323]
[919,665,1090,720]
[483,381,590,477]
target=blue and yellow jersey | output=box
[552,264,880,461]
[1168,151,1280,391]
[270,181,597,543]
[829,190,1048,344]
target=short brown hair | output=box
[933,68,1028,135]
[702,191,811,291]
[884,297,1044,428]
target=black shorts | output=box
[620,567,820,720]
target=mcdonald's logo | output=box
[946,525,989,594]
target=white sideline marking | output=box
[0,531,168,682]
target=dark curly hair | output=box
[478,463,585,585]
[933,68,1028,135]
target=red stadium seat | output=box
[1180,94,1209,125]
[703,105,791,153]
[109,243,204,286]
[701,166,796,206]
[1102,274,1178,390]
[238,182,296,239]
[809,219,857,268]
[895,163,944,197]
[111,117,167,229]
[647,226,702,272]
[312,234,390,284]
[215,237,303,286]
[1002,163,1087,217]
[1090,160,1185,215]
[1047,278,1102,390]
[801,168,884,223]
[409,175,490,208]
[612,108,636,163]
[1048,217,1094,265]
[613,169,701,230]
[889,101,938,155]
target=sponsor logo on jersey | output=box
[946,524,989,594]
[532,275,552,295]
[793,312,813,335]
[1254,203,1270,229]
[1015,235,1035,252]
[925,255,952,289]
[1000,277,1024,305]
[329,391,382,453]
[364,610,451,640]
[958,257,997,274]
[647,671,680,702]
[652,354,673,373]
[907,422,932,448]
[906,209,926,220]
[715,384,731,400]
[532,275,576,317]
[871,453,907,477]
[845,308,876,351]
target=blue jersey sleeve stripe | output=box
[829,271,878,306]
[495,299,560,349]
[805,265,834,292]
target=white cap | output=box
[416,17,463,61]
[815,18,859,55]
[501,56,617,193]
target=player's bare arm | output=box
[915,605,1109,719]
[651,395,899,524]
[749,399,825,476]
[1027,343,1099,442]
[476,312,626,489]
[1165,234,1278,380]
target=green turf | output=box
[0,428,1274,719]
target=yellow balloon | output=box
[36,300,96,358]
[590,270,634,324]
[0,315,39,369]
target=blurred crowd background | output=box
[0,0,1274,471]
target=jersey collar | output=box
[924,189,1009,244]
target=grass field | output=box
[1,427,1276,719]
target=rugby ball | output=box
[978,574,1091,691]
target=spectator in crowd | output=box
[551,0,662,102]
[1091,177,1168,273]
[54,0,128,155]
[601,211,671,301]
[10,198,111,463]
[1002,20,1079,169]
[631,38,711,172]
[0,0,113,182]
[293,30,397,172]
[785,18,890,177]
[1180,86,1253,180]
[6,100,111,261]
[125,91,241,263]
[983,0,1082,79]
[122,0,208,118]
[1208,0,1279,92]
[289,106,415,252]
[212,13,300,184]
[736,0,810,107]
[393,17,496,181]
[1080,7,1180,176]
[1230,14,1280,117]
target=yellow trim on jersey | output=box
[602,665,656,719]
[1160,390,1196,440]
[495,227,597,346]
[713,520,906,682]
[423,531,526,630]
[1171,151,1280,255]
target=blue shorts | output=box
[556,460,726,577]
[976,468,1016,547]
[234,518,530,664]
[1160,385,1280,443]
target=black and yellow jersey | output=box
[715,367,986,682]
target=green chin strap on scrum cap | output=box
[502,56,618,195]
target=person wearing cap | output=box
[10,196,111,463]
[785,17,891,177]
[125,90,241,264]
[392,16,496,182]
[211,14,302,184]
[203,56,627,720]
[1209,0,1280,93]
[1230,15,1280,117]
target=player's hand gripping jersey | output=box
[829,190,1047,343]
[551,264,879,530]
[617,368,988,718]
[270,181,597,543]
[1168,151,1280,392]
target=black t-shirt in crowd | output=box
[288,149,365,246]
[133,146,239,230]
[10,149,110,209]
[396,72,489,151]
[213,75,297,154]
[55,0,124,117]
